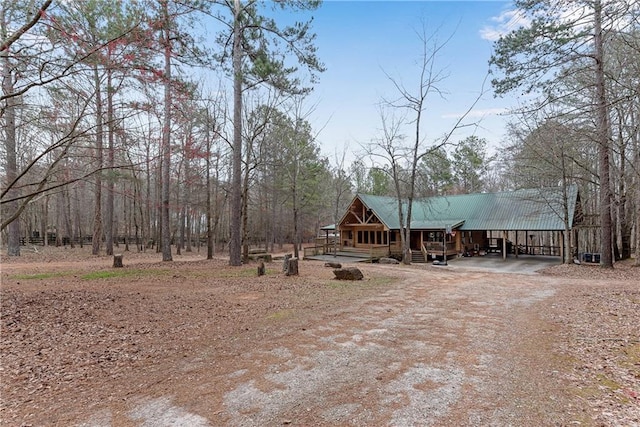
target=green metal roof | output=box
[354,185,579,231]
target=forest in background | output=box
[1,0,639,267]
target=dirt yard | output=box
[1,247,638,426]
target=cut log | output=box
[285,257,299,276]
[324,262,342,268]
[333,267,363,280]
[379,257,400,264]
[282,254,292,272]
[257,261,265,276]
[113,254,123,268]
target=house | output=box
[335,185,582,263]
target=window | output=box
[427,232,442,242]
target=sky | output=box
[296,0,522,165]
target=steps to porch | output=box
[411,251,426,263]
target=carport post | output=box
[502,230,507,260]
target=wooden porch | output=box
[303,244,390,261]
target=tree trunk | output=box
[293,206,300,260]
[177,206,184,256]
[561,155,571,264]
[594,0,613,268]
[55,193,64,247]
[91,64,104,256]
[616,112,631,260]
[635,109,640,267]
[74,187,83,248]
[124,181,130,252]
[206,114,214,260]
[144,131,151,250]
[105,67,115,256]
[1,31,20,256]
[42,196,49,247]
[63,184,74,248]
[185,147,193,253]
[229,0,243,266]
[160,0,172,262]
[242,150,250,263]
[292,158,300,260]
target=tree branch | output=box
[0,0,53,52]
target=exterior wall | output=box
[459,230,488,253]
[339,197,389,253]
[340,227,355,248]
[339,225,397,255]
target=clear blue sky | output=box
[301,1,519,164]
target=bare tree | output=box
[370,22,485,264]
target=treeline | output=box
[1,0,340,262]
[1,0,639,267]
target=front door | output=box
[410,231,422,251]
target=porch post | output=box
[325,229,329,255]
[514,231,519,259]
[443,228,447,265]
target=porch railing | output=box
[424,241,456,253]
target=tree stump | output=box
[257,261,265,276]
[333,267,363,280]
[113,254,124,268]
[324,262,342,269]
[282,254,292,272]
[285,257,299,276]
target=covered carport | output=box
[418,185,582,262]
[448,253,561,274]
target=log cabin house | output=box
[332,185,582,263]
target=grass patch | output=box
[267,309,295,320]
[81,269,166,280]
[190,267,275,279]
[595,373,622,391]
[11,272,69,280]
[623,343,640,365]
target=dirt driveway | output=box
[1,249,638,426]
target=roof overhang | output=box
[410,219,465,230]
